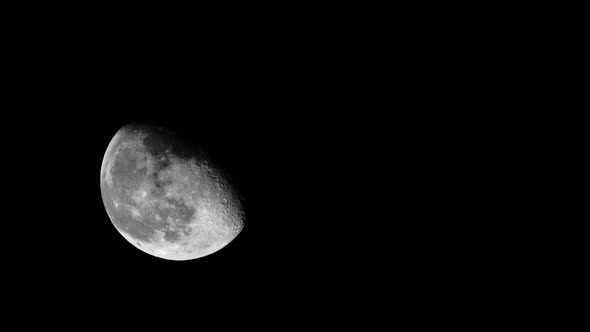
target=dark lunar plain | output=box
[1,84,589,328]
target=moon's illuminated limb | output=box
[113,204,239,261]
[101,125,244,261]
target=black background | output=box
[2,2,588,79]
[1,83,589,327]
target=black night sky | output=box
[1,84,588,299]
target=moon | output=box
[100,124,244,261]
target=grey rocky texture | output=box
[100,124,244,260]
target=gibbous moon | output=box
[100,124,244,261]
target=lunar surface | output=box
[100,124,244,260]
